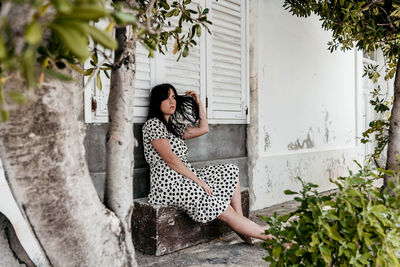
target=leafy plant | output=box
[361,86,393,167]
[260,165,400,266]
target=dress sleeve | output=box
[143,118,169,143]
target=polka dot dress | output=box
[142,117,239,223]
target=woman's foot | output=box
[235,231,254,245]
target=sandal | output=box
[235,231,254,245]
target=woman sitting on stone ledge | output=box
[142,83,272,245]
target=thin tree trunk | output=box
[384,58,400,186]
[104,22,137,266]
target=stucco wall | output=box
[248,0,365,210]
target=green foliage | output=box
[260,166,400,266]
[361,86,392,166]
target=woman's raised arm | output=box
[182,91,209,140]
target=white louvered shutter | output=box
[159,0,206,104]
[133,44,155,123]
[206,0,248,124]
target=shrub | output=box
[260,165,400,267]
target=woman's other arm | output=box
[182,91,209,140]
[151,138,213,195]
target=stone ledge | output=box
[132,189,249,256]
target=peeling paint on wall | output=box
[323,110,332,144]
[287,127,314,151]
[285,158,313,184]
[264,165,272,193]
[263,126,271,151]
[324,156,346,179]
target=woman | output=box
[142,83,273,244]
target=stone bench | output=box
[132,189,249,256]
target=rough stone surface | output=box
[135,198,300,266]
[132,190,249,256]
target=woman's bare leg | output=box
[218,205,273,241]
[230,180,243,215]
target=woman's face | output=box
[160,88,176,115]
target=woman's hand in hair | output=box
[182,89,208,140]
[198,180,213,196]
[185,90,200,104]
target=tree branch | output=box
[145,0,157,15]
[361,0,384,11]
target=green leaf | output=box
[1,109,9,122]
[284,190,298,195]
[347,242,357,250]
[319,245,332,264]
[103,70,110,79]
[370,204,388,215]
[50,0,72,13]
[112,11,136,25]
[25,21,42,45]
[8,92,25,104]
[22,48,36,89]
[308,182,318,188]
[295,248,306,256]
[182,46,189,57]
[87,26,118,50]
[0,37,6,59]
[325,211,340,220]
[58,5,108,20]
[278,213,291,222]
[272,245,282,259]
[388,180,395,189]
[49,22,89,61]
[310,233,319,246]
[196,24,201,37]
[67,62,86,74]
[84,69,94,76]
[330,224,344,242]
[96,72,102,90]
[43,68,73,81]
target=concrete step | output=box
[132,189,249,256]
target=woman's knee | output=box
[217,205,234,221]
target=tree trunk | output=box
[0,76,133,266]
[384,58,400,186]
[0,3,134,265]
[104,22,137,266]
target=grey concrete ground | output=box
[135,200,300,267]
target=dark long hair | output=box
[147,83,199,137]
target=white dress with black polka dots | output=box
[142,117,239,223]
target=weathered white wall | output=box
[248,0,365,210]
